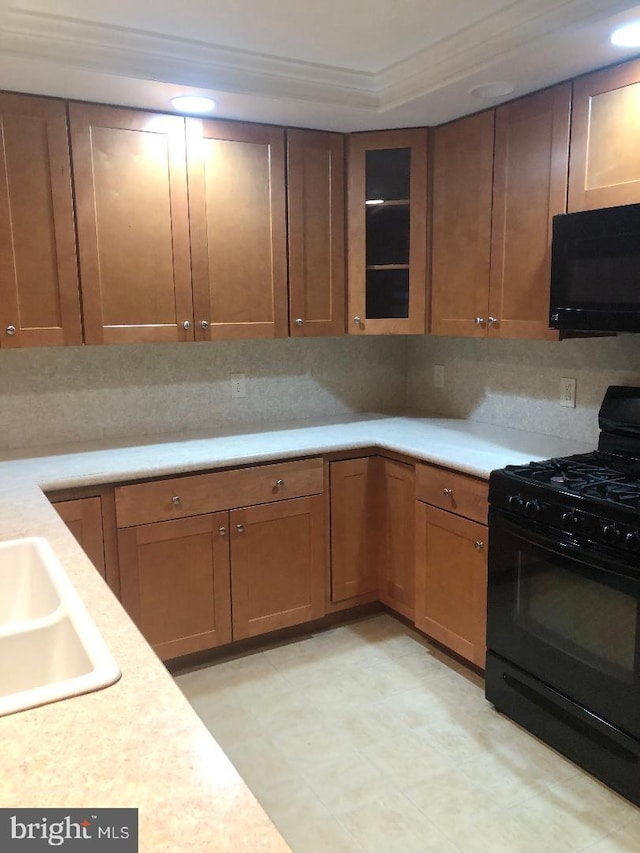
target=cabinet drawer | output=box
[415,463,488,524]
[115,458,323,528]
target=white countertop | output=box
[0,415,592,850]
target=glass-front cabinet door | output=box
[347,129,428,334]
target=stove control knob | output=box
[508,495,524,511]
[524,499,541,518]
[601,523,620,544]
[625,531,640,551]
[561,511,580,530]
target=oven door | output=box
[487,508,640,739]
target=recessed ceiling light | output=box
[469,81,515,100]
[170,95,216,114]
[611,21,640,47]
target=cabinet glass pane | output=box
[366,269,409,319]
[365,148,411,201]
[366,205,410,266]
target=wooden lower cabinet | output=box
[53,493,120,596]
[377,458,415,620]
[230,496,325,640]
[329,457,378,602]
[415,502,488,668]
[118,512,232,660]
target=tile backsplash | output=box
[407,334,640,446]
[0,336,406,450]
[3,332,640,451]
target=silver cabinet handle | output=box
[6,325,16,336]
[474,540,484,551]
[488,316,498,325]
[443,488,453,497]
[218,526,227,536]
[295,318,304,326]
[474,317,485,325]
[354,316,362,325]
[183,320,191,330]
[275,479,284,489]
[201,320,209,329]
[171,495,181,506]
[236,524,245,533]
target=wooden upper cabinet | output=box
[489,84,570,340]
[69,104,194,345]
[287,129,345,336]
[187,119,288,340]
[0,94,82,348]
[430,110,495,337]
[569,59,640,211]
[348,129,428,335]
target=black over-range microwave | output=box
[550,202,640,333]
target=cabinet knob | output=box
[218,526,227,536]
[275,479,284,489]
[200,320,209,329]
[354,316,362,325]
[474,540,484,551]
[488,316,498,325]
[295,318,304,326]
[474,317,485,325]
[6,325,16,336]
[443,488,453,497]
[183,320,191,330]
[171,495,181,506]
[236,524,245,533]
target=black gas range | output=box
[485,386,640,807]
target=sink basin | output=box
[0,537,120,717]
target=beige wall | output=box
[0,337,407,450]
[3,332,640,452]
[407,335,640,446]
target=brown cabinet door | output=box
[430,111,494,337]
[287,129,345,337]
[377,458,415,620]
[347,129,428,335]
[187,119,288,340]
[489,84,570,341]
[415,502,487,668]
[0,94,81,348]
[569,59,640,211]
[329,457,378,602]
[54,497,106,578]
[118,513,232,660]
[230,496,325,640]
[69,104,194,345]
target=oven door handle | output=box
[489,508,640,580]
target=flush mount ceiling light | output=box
[469,81,515,100]
[170,95,216,114]
[610,21,640,47]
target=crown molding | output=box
[0,9,379,110]
[378,0,637,110]
[0,1,635,116]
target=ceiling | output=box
[0,0,640,130]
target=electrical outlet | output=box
[433,364,445,388]
[230,373,246,399]
[560,377,576,408]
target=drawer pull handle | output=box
[276,479,284,488]
[171,495,181,506]
[474,540,484,551]
[236,524,245,533]
[218,526,227,536]
[443,488,453,497]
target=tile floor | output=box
[174,614,640,853]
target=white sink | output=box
[0,537,120,717]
